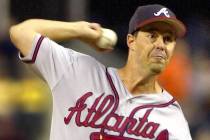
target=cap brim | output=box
[136,17,186,38]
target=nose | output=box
[154,36,165,50]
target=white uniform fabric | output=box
[19,34,192,140]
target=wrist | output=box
[67,22,81,38]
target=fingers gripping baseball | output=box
[76,21,117,52]
[76,21,102,41]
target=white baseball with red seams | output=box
[96,28,118,50]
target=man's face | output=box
[127,22,176,74]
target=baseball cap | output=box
[128,4,186,37]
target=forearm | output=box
[18,19,80,41]
[10,19,101,56]
[10,19,81,43]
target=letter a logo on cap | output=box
[154,8,170,17]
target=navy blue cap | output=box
[128,4,186,37]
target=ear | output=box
[127,34,135,50]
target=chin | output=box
[150,64,165,74]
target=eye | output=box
[163,35,175,44]
[147,31,157,41]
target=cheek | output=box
[135,38,152,53]
[167,43,176,59]
[134,35,154,61]
[135,43,150,60]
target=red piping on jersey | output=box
[106,68,120,110]
[23,36,44,63]
[105,67,176,113]
[129,98,176,118]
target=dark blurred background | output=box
[0,0,210,140]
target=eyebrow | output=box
[143,27,175,36]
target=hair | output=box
[132,29,140,37]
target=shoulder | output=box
[75,52,106,70]
[40,35,106,70]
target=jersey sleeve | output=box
[19,34,80,89]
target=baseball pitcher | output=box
[10,4,192,140]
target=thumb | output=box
[89,23,102,39]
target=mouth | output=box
[150,55,166,59]
[149,49,167,60]
[149,53,167,60]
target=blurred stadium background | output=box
[0,0,210,140]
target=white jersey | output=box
[19,34,192,140]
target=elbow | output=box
[9,26,17,42]
[9,20,37,55]
[9,20,32,47]
[10,19,37,45]
[9,24,22,47]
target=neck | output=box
[117,61,162,95]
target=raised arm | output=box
[9,19,102,56]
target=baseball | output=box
[96,28,118,50]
